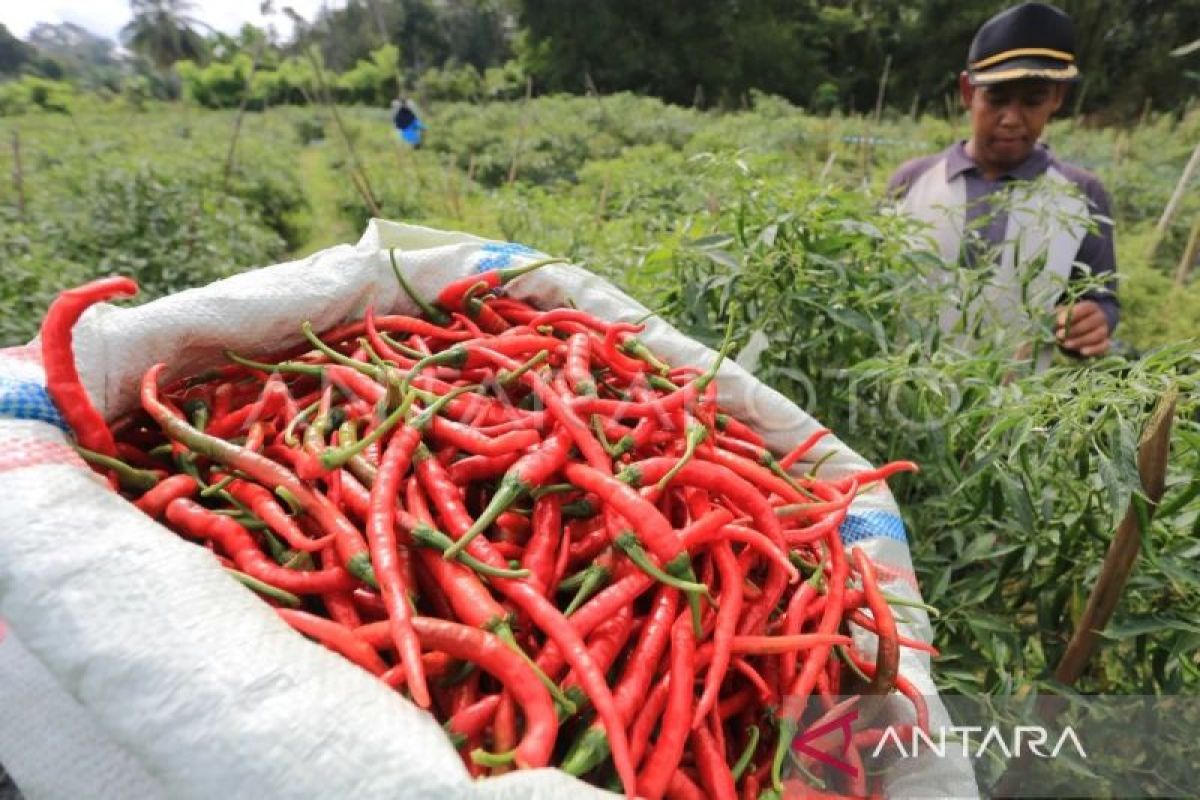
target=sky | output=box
[0,0,329,44]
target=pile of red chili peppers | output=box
[40,265,933,800]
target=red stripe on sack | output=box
[0,437,88,474]
[0,343,43,366]
[870,561,920,593]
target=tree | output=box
[287,0,513,77]
[27,22,122,89]
[120,0,208,71]
[0,23,35,75]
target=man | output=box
[888,2,1118,361]
[391,97,425,149]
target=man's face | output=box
[960,75,1067,171]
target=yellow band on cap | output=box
[970,47,1075,70]
[972,63,1079,84]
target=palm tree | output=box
[120,0,209,70]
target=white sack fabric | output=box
[0,219,978,799]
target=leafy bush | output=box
[0,108,308,345]
[0,76,76,115]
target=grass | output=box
[294,141,358,257]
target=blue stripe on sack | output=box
[839,510,908,546]
[475,242,545,273]
[0,376,69,431]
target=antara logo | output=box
[870,725,1088,760]
[792,704,1087,781]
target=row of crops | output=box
[1,96,1197,711]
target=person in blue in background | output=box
[391,97,424,149]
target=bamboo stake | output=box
[442,153,462,220]
[507,76,533,186]
[304,46,382,218]
[1052,385,1178,697]
[994,387,1178,796]
[1147,141,1200,261]
[11,130,25,218]
[594,169,611,225]
[1172,214,1200,287]
[223,48,264,191]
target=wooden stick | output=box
[594,169,611,225]
[994,387,1178,797]
[1147,141,1200,261]
[1172,213,1200,287]
[223,48,263,191]
[1052,385,1178,689]
[305,46,382,218]
[507,76,533,186]
[11,130,24,218]
[872,54,892,125]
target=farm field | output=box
[2,95,1199,790]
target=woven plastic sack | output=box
[0,220,978,799]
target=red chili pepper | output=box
[621,457,788,556]
[402,477,509,629]
[781,573,822,686]
[206,378,289,439]
[701,446,807,504]
[828,460,919,493]
[446,428,571,560]
[142,364,378,587]
[567,517,610,566]
[133,474,198,518]
[276,608,388,676]
[601,322,654,382]
[428,415,540,457]
[414,444,635,792]
[785,533,850,716]
[629,678,670,768]
[166,498,358,594]
[560,585,678,777]
[561,605,635,709]
[475,347,612,471]
[563,332,597,396]
[321,310,473,346]
[636,612,696,800]
[732,657,774,701]
[522,494,561,596]
[563,462,685,569]
[850,547,900,696]
[366,415,430,708]
[436,258,563,312]
[225,478,334,553]
[691,724,737,800]
[487,297,540,325]
[41,276,139,458]
[366,615,557,769]
[462,285,511,336]
[493,510,530,543]
[713,412,766,448]
[318,543,364,629]
[777,428,831,470]
[445,450,522,484]
[692,540,742,728]
[487,691,517,775]
[694,523,796,582]
[445,693,502,744]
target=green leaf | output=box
[686,233,734,249]
[1099,616,1200,641]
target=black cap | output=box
[967,2,1079,85]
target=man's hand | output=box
[1055,300,1111,357]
